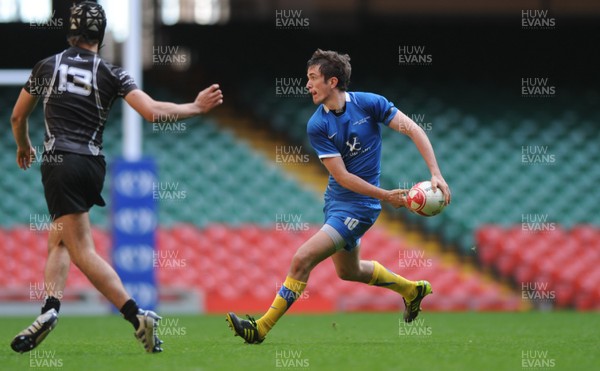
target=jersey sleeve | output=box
[355,92,397,126]
[307,116,340,159]
[23,57,53,96]
[111,66,138,97]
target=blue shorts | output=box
[322,198,381,251]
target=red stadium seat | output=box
[1,225,527,313]
[476,224,600,309]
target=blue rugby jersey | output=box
[307,92,397,205]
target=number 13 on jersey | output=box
[57,64,92,96]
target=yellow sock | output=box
[256,276,307,338]
[369,261,417,300]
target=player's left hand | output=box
[430,174,451,205]
[195,84,223,114]
[16,145,35,170]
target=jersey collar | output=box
[69,45,97,56]
[323,92,351,113]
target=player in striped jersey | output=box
[10,1,223,353]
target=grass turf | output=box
[1,312,598,371]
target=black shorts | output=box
[41,151,106,220]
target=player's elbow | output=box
[141,111,155,123]
[10,113,25,127]
[137,105,161,123]
[125,90,161,122]
[406,122,426,139]
[141,103,177,123]
[139,103,160,122]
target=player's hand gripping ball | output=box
[406,181,446,217]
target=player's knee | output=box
[336,268,359,282]
[47,240,61,253]
[68,251,84,268]
[290,250,315,277]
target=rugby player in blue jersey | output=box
[227,49,450,343]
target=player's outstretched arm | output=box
[388,110,452,205]
[10,89,39,170]
[322,156,408,208]
[124,84,223,122]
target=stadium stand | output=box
[476,225,600,310]
[0,86,524,313]
[6,79,597,311]
[233,79,600,309]
[0,225,521,313]
[237,79,600,253]
[0,87,324,228]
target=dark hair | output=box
[307,49,351,91]
[67,35,94,47]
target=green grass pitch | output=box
[1,312,598,371]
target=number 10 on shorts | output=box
[344,217,359,230]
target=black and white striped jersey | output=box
[24,46,138,156]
